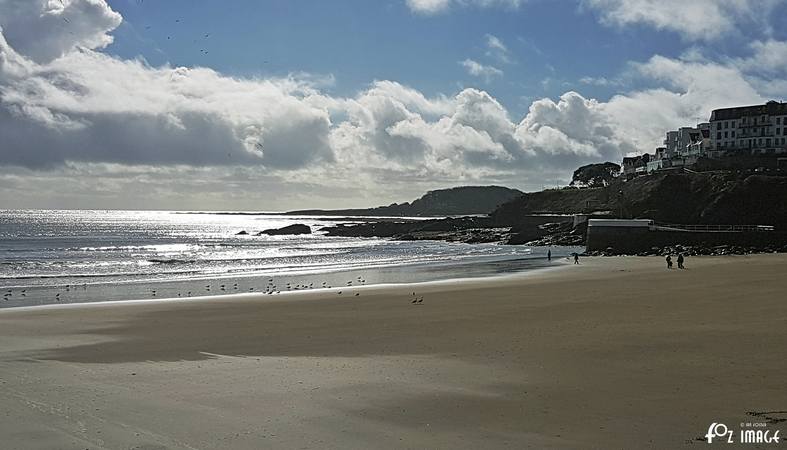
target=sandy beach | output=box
[1,254,786,449]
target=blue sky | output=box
[105,0,700,115]
[1,0,786,209]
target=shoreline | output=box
[0,251,574,309]
[2,254,786,449]
[0,258,573,313]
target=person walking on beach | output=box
[677,253,685,269]
[573,253,579,264]
[547,249,552,261]
[666,255,672,269]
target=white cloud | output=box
[0,41,335,169]
[406,0,452,14]
[579,76,621,87]
[0,0,122,63]
[485,34,512,63]
[583,0,785,41]
[406,0,524,15]
[602,54,766,152]
[459,58,503,82]
[735,39,787,75]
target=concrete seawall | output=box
[586,220,787,253]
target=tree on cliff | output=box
[570,162,621,188]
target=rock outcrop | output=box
[258,224,312,236]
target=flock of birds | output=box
[3,288,26,301]
[3,276,425,306]
[3,283,87,303]
[58,0,225,60]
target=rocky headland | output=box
[318,170,787,253]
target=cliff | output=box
[493,172,787,229]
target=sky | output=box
[1,0,786,210]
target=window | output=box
[766,138,771,147]
[724,131,728,138]
[732,131,735,137]
[717,122,722,130]
[778,128,781,135]
[759,138,763,146]
[777,117,782,124]
[717,132,722,139]
[724,121,729,129]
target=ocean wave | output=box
[147,258,197,264]
[0,268,205,281]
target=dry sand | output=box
[1,255,786,449]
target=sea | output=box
[0,210,582,308]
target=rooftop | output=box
[710,101,787,121]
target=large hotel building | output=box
[709,101,787,155]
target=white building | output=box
[709,101,787,156]
[650,124,709,171]
[626,101,787,175]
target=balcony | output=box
[739,118,773,128]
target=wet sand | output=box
[1,255,786,449]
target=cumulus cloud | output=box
[583,0,785,41]
[0,0,122,63]
[601,54,767,153]
[459,59,503,82]
[406,0,524,15]
[0,42,334,169]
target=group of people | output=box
[665,253,686,269]
[547,249,580,264]
[547,250,684,268]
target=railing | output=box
[651,223,774,232]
